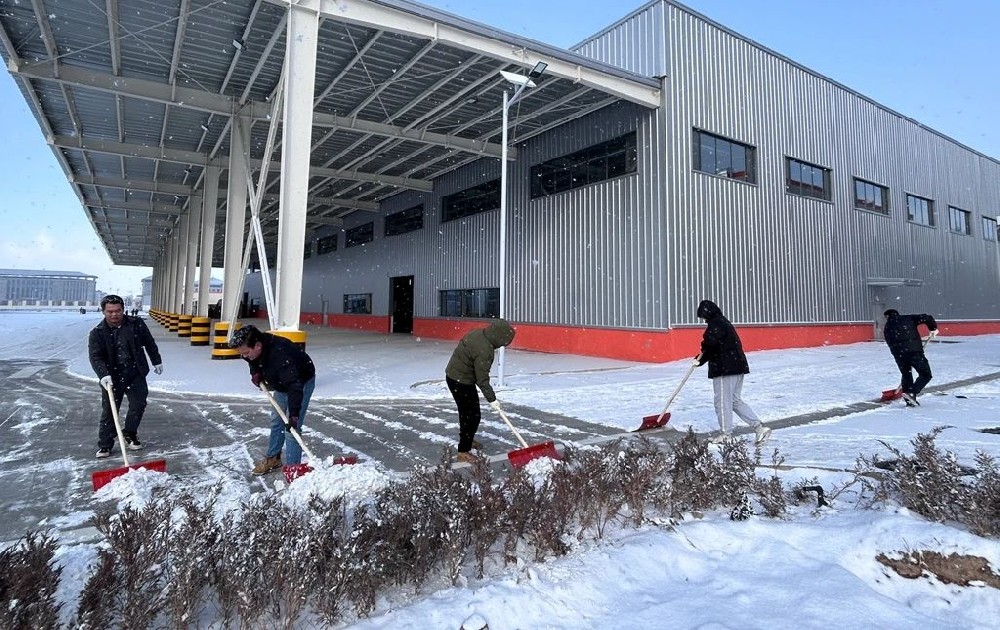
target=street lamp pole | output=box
[498,88,510,387]
[496,62,546,388]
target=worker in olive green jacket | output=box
[445,318,516,463]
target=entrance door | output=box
[390,276,414,334]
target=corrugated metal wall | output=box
[575,0,1000,326]
[289,100,668,329]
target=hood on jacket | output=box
[483,318,516,348]
[883,309,899,319]
[697,300,722,320]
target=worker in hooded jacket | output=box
[695,299,771,445]
[445,318,516,463]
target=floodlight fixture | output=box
[232,39,244,51]
[200,124,209,133]
[528,61,547,78]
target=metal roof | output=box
[0,0,659,269]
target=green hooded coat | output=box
[444,319,515,402]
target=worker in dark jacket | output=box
[882,309,938,406]
[88,294,162,458]
[229,325,316,475]
[695,300,770,445]
[445,319,516,463]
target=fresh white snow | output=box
[3,311,1000,628]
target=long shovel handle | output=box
[495,406,530,449]
[102,381,130,467]
[259,384,317,462]
[653,361,698,425]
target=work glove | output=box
[153,364,163,375]
[928,329,939,339]
[489,400,502,413]
[286,415,299,432]
[100,375,113,390]
[251,372,262,387]
[692,355,702,367]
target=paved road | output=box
[4,358,997,543]
[0,359,625,542]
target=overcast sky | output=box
[1,0,996,295]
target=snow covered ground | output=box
[3,311,1000,628]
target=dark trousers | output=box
[98,376,148,449]
[894,351,933,397]
[447,376,481,452]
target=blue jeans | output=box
[266,378,315,464]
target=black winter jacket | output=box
[89,315,162,382]
[696,300,750,379]
[883,312,937,357]
[243,332,316,418]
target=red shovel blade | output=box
[636,412,671,432]
[92,459,167,491]
[880,388,903,402]
[507,440,561,468]
[282,456,359,484]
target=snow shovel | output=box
[878,336,931,402]
[92,381,167,491]
[494,406,561,468]
[259,384,357,483]
[879,386,903,403]
[637,360,698,431]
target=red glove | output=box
[251,372,262,387]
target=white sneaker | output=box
[755,425,772,445]
[709,432,730,444]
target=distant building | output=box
[0,269,97,303]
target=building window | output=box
[343,293,372,314]
[906,194,935,227]
[317,233,338,255]
[530,132,638,198]
[984,216,998,242]
[785,157,831,201]
[345,222,374,248]
[853,178,889,215]
[693,130,756,184]
[385,204,424,236]
[442,179,500,222]
[949,206,971,235]
[439,288,499,318]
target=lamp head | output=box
[499,70,535,88]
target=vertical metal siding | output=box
[659,4,1000,326]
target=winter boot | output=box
[755,425,772,445]
[252,454,282,476]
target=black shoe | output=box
[902,393,919,407]
[123,433,143,451]
[96,447,112,459]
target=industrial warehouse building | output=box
[0,269,97,306]
[3,0,998,361]
[244,0,1000,360]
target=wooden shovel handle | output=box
[494,406,530,448]
[102,380,130,467]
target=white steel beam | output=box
[197,166,221,317]
[275,0,319,331]
[303,0,660,108]
[222,115,251,325]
